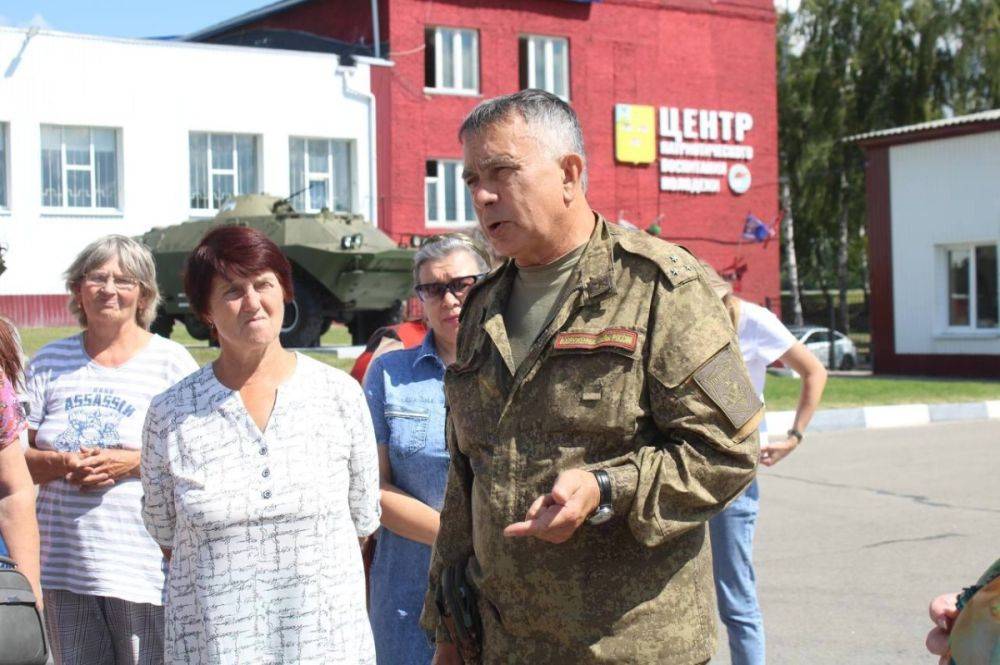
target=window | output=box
[520,35,569,100]
[40,125,120,209]
[946,244,998,329]
[189,132,259,211]
[0,123,7,208]
[803,330,831,345]
[425,160,475,227]
[425,27,479,93]
[289,138,353,213]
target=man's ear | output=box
[560,153,585,203]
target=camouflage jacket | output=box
[422,215,761,664]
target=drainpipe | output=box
[339,64,378,228]
[370,0,381,59]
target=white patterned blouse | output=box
[140,354,381,664]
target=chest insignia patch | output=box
[553,328,638,353]
[693,343,762,429]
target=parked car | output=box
[786,325,859,370]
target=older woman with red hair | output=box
[140,225,380,664]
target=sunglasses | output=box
[414,274,486,302]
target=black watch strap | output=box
[592,470,612,509]
[587,470,614,526]
[787,428,803,443]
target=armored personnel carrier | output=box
[140,194,415,347]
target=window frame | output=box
[521,34,570,101]
[425,26,480,95]
[39,124,122,213]
[188,131,260,214]
[288,137,355,214]
[425,159,476,228]
[940,242,1000,334]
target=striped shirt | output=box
[26,333,198,605]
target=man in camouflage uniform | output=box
[423,89,762,665]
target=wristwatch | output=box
[787,428,804,444]
[586,470,614,526]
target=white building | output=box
[853,110,1000,377]
[0,26,384,325]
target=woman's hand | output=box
[759,435,800,467]
[65,447,140,490]
[765,342,827,468]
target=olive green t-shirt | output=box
[503,243,586,369]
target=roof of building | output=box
[847,109,1000,146]
[183,0,603,42]
[184,0,310,41]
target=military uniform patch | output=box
[553,327,638,352]
[693,344,762,430]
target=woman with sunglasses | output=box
[363,235,489,665]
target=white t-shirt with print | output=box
[736,301,797,434]
[27,333,198,605]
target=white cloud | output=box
[0,15,13,27]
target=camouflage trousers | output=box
[476,597,714,665]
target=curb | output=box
[765,400,1000,435]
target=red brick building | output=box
[191,0,780,307]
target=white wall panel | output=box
[889,130,1000,355]
[0,27,376,296]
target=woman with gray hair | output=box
[362,234,489,665]
[24,235,197,665]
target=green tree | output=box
[777,0,997,336]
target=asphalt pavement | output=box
[712,420,1000,664]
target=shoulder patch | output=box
[692,344,762,430]
[613,229,701,287]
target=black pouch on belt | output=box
[0,555,47,665]
[436,561,483,664]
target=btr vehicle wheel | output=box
[183,314,212,341]
[150,310,174,339]
[348,304,404,346]
[280,277,325,348]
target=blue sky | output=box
[2,0,800,40]
[0,1,272,39]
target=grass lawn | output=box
[17,327,1000,409]
[17,325,357,373]
[763,373,1000,411]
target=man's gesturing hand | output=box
[503,469,601,543]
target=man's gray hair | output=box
[459,89,588,192]
[64,234,161,329]
[412,235,490,287]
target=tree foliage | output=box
[777,0,998,328]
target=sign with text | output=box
[657,106,755,196]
